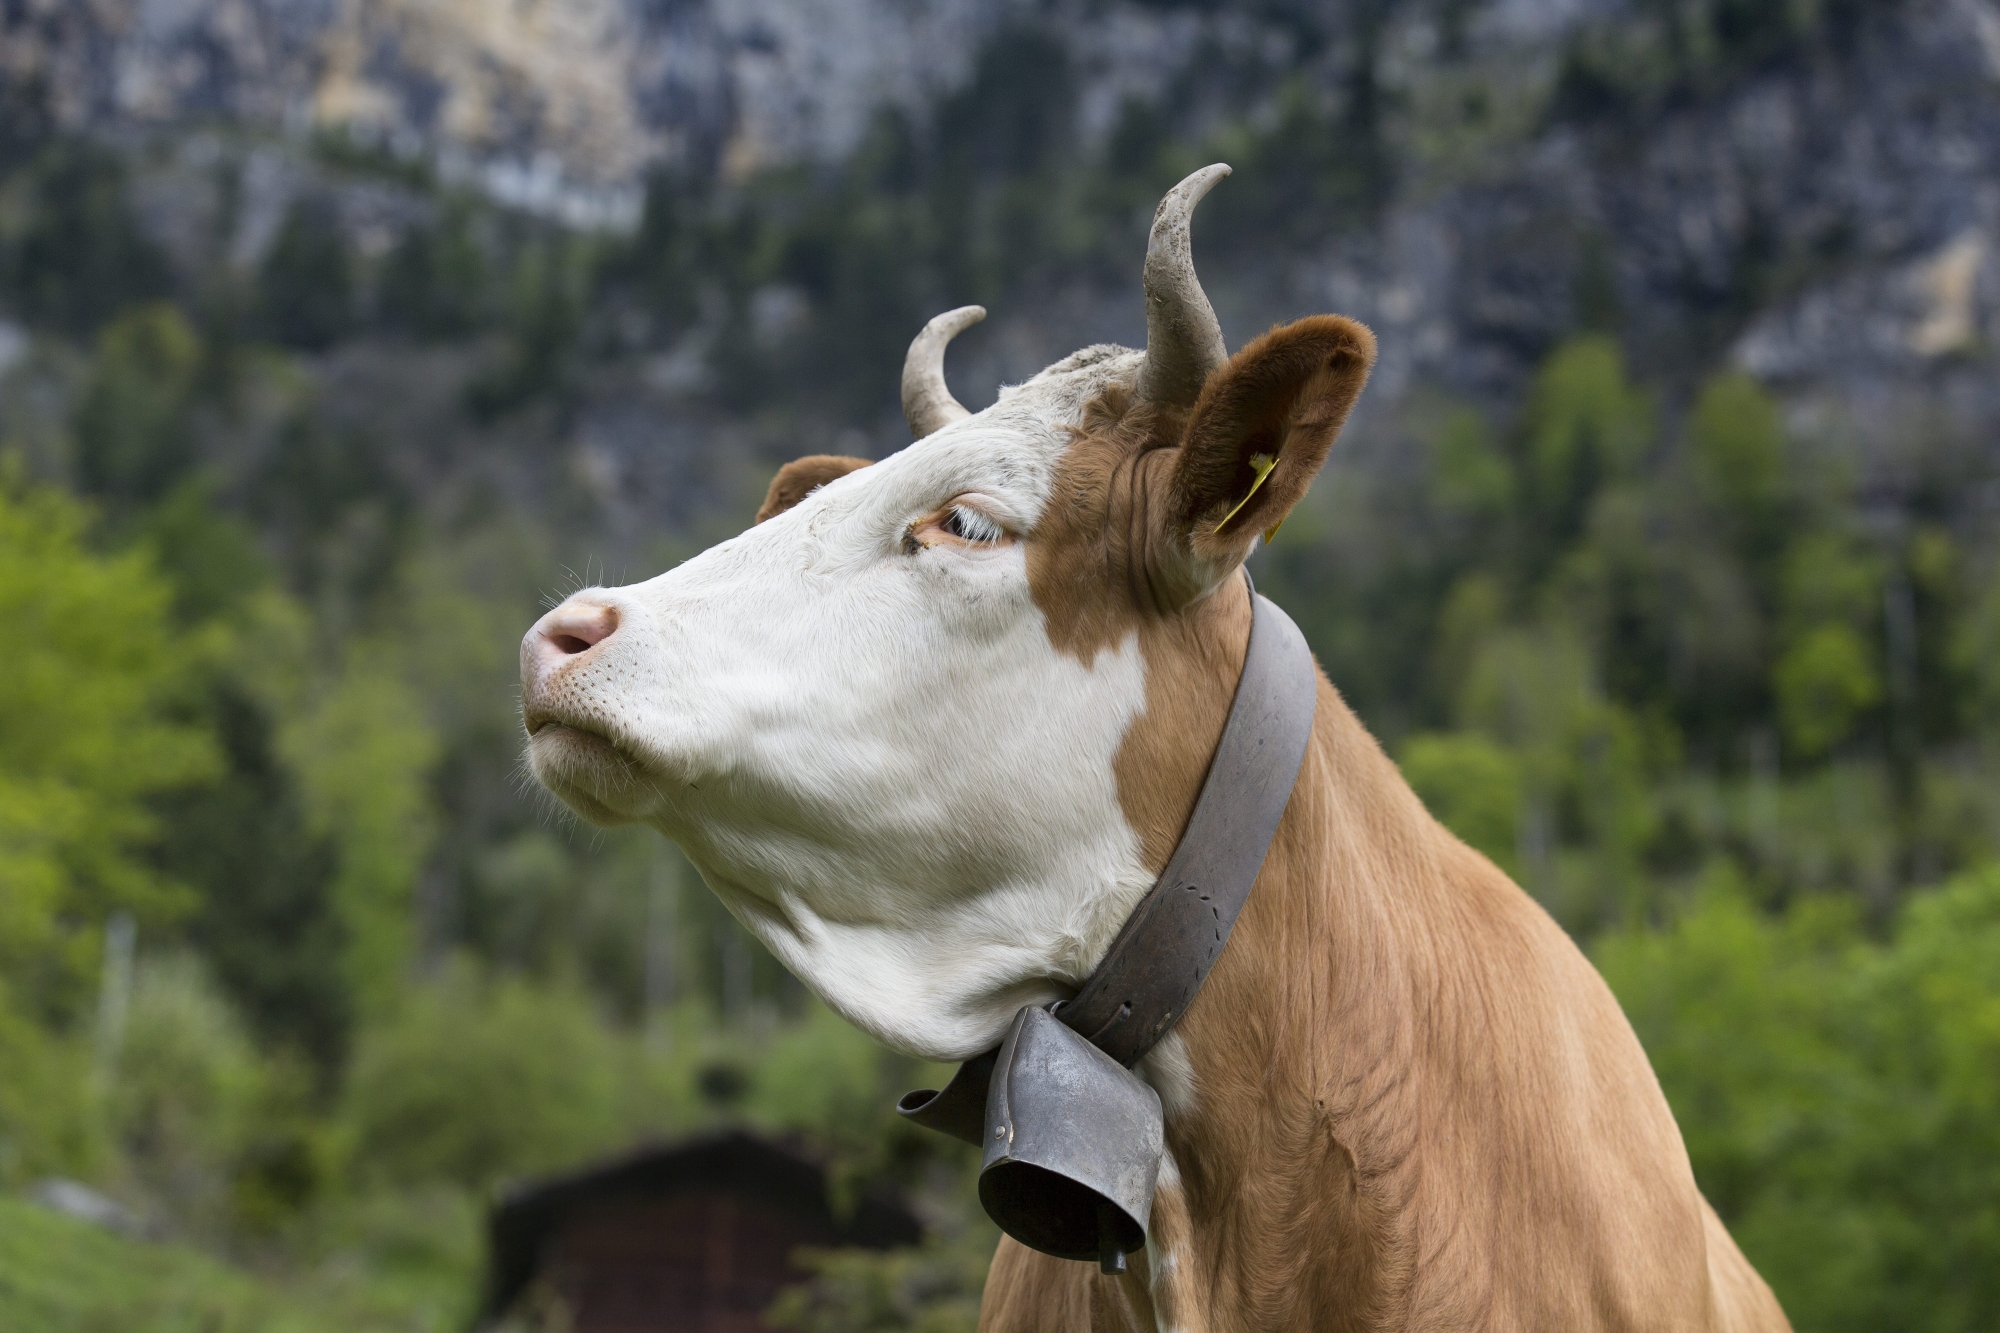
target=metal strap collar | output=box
[899,572,1318,1144]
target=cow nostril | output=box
[535,604,619,660]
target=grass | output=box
[0,1193,475,1333]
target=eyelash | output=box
[942,505,1005,545]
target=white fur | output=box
[1137,1029,1200,1121]
[526,348,1164,1061]
[1151,1149,1189,1333]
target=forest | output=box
[1,2,1998,1328]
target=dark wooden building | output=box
[476,1130,922,1333]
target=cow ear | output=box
[1162,315,1374,599]
[757,455,872,524]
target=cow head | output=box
[522,166,1374,1062]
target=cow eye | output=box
[907,498,1015,552]
[942,505,1005,545]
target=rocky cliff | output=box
[2,0,1996,491]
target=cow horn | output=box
[902,305,986,439]
[1136,164,1230,408]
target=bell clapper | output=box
[1097,1199,1127,1276]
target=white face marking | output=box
[524,349,1162,1061]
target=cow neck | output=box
[1052,569,1319,1067]
[897,569,1319,1147]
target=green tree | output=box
[1598,863,2000,1331]
[1520,335,1652,547]
[341,964,625,1191]
[1953,555,2000,735]
[1775,532,1883,757]
[0,475,218,1016]
[2,141,170,337]
[162,683,349,1071]
[464,239,585,419]
[0,985,96,1183]
[72,305,204,508]
[1774,623,1881,757]
[259,201,355,352]
[1689,370,1786,542]
[121,467,360,1072]
[1399,732,1522,876]
[283,650,439,1015]
[109,954,271,1230]
[377,204,490,340]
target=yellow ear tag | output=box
[1214,453,1279,534]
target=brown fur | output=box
[757,454,871,523]
[1177,316,1375,567]
[988,318,1790,1332]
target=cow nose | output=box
[524,600,619,682]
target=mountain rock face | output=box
[2,0,1001,215]
[3,0,1997,456]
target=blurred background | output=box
[0,0,1996,1329]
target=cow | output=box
[520,165,1792,1332]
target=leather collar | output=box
[1052,572,1319,1066]
[900,571,1319,1142]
